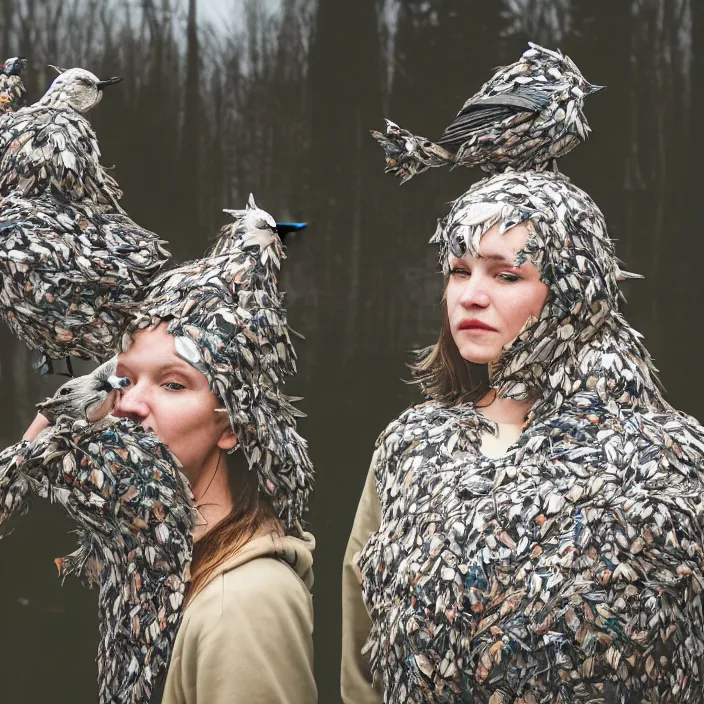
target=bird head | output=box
[36,357,129,423]
[218,193,279,254]
[1,57,27,76]
[39,67,123,113]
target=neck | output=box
[191,449,234,541]
[476,388,532,426]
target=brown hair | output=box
[409,294,489,405]
[186,452,276,605]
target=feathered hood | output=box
[429,169,667,421]
[122,195,313,527]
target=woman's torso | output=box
[161,523,317,704]
[357,395,704,703]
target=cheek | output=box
[445,279,462,317]
[149,396,222,469]
[500,282,548,333]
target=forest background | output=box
[0,0,700,701]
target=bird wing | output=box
[2,416,194,702]
[0,439,43,533]
[437,88,553,149]
[0,107,123,207]
[0,193,171,361]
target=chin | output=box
[456,343,500,365]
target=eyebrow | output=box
[116,360,195,377]
[452,252,518,265]
[477,253,513,262]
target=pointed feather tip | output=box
[616,270,644,281]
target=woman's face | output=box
[112,323,236,485]
[446,222,549,365]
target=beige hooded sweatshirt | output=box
[162,522,317,704]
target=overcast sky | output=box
[196,0,282,29]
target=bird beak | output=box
[275,222,307,240]
[584,83,606,95]
[96,76,123,90]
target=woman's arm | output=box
[22,412,49,441]
[163,559,316,704]
[341,460,384,704]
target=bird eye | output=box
[59,388,71,395]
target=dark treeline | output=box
[0,1,701,701]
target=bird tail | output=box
[371,119,456,184]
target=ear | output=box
[48,64,67,74]
[217,426,238,451]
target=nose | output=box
[112,381,149,422]
[458,271,490,309]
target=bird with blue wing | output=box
[372,43,604,182]
[0,361,194,704]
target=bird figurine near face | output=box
[35,356,129,423]
[372,42,603,182]
[0,363,194,704]
[0,56,27,114]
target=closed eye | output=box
[450,267,470,278]
[162,382,186,391]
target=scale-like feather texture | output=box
[357,169,704,702]
[0,192,170,365]
[0,415,194,704]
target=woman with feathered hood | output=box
[23,195,317,704]
[342,45,704,703]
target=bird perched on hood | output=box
[0,367,194,704]
[372,43,603,182]
[0,65,124,206]
[0,56,27,114]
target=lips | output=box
[459,319,496,332]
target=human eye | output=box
[162,381,186,391]
[498,272,521,283]
[450,267,470,278]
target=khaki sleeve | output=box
[163,560,316,704]
[341,460,384,704]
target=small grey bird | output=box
[35,356,129,423]
[0,56,27,114]
[0,414,193,704]
[372,43,604,182]
[0,66,124,206]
